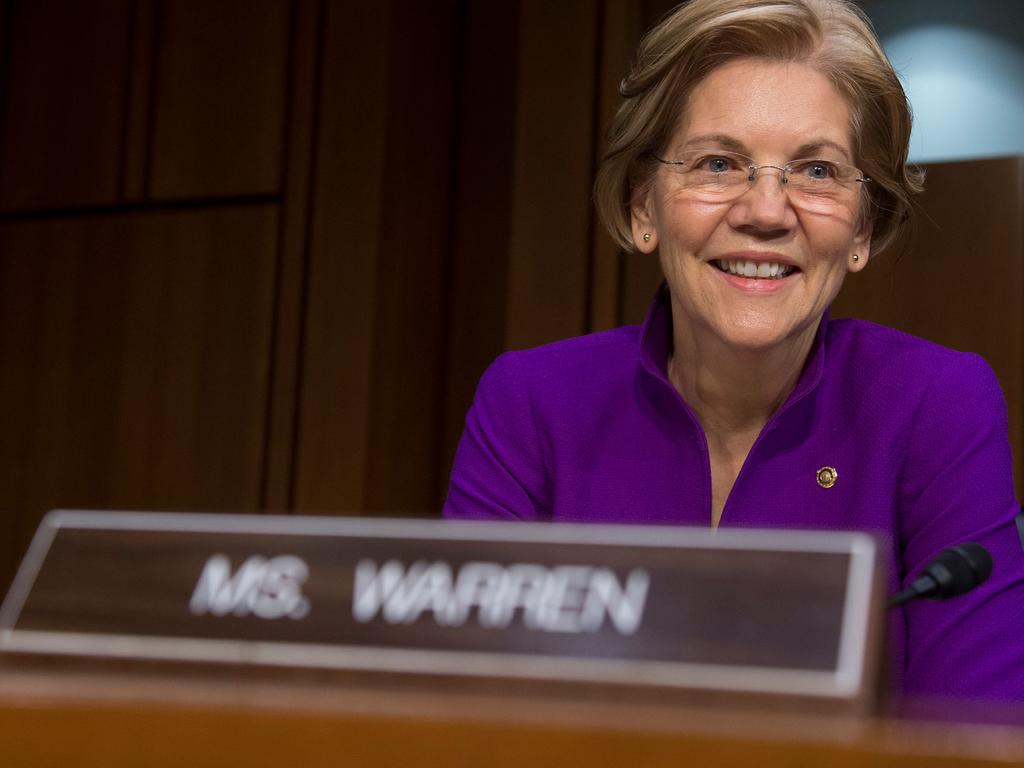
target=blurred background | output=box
[0,0,1020,592]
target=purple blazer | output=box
[444,287,1024,701]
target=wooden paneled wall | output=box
[0,0,1019,593]
[0,0,676,590]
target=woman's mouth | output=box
[712,259,797,280]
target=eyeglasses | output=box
[653,149,870,211]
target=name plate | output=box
[0,511,882,705]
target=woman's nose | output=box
[727,170,797,233]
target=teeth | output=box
[714,260,794,279]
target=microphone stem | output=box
[887,574,938,608]
[887,588,917,608]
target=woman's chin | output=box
[711,314,815,355]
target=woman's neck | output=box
[667,318,818,439]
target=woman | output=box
[444,0,1024,700]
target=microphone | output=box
[888,543,993,608]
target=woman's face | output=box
[632,58,871,354]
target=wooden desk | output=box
[0,667,1022,768]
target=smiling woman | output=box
[636,61,869,370]
[443,0,1024,702]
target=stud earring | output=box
[852,253,860,263]
[643,233,651,243]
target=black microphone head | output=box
[924,543,993,599]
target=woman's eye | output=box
[799,161,836,180]
[699,156,733,173]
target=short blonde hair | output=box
[594,0,923,257]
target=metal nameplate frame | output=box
[0,510,880,701]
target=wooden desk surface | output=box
[0,666,1022,767]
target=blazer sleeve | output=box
[443,353,550,521]
[898,352,1024,700]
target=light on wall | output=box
[861,0,1024,163]
[883,24,1024,163]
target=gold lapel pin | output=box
[816,466,838,489]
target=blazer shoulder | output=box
[489,325,642,379]
[827,317,990,369]
[826,317,1004,408]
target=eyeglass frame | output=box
[651,149,872,193]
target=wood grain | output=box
[589,0,639,333]
[0,208,279,587]
[289,0,392,512]
[504,0,599,349]
[0,0,132,211]
[120,0,158,202]
[260,0,319,511]
[362,0,459,513]
[0,668,1022,767]
[293,0,460,514]
[148,0,289,199]
[440,0,521,492]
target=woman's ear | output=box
[630,187,658,253]
[847,197,874,273]
[848,218,872,273]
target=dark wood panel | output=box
[440,0,522,494]
[148,0,289,199]
[121,0,159,202]
[291,0,393,512]
[504,0,600,349]
[0,207,279,589]
[0,0,132,211]
[362,0,459,512]
[261,0,320,511]
[0,1,7,106]
[832,158,1024,495]
[592,0,678,331]
[612,0,684,328]
[590,1,639,333]
[293,0,461,514]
